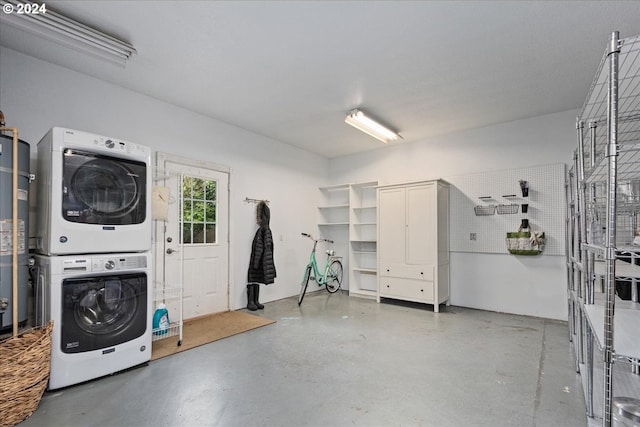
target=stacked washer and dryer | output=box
[34,127,153,390]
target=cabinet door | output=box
[406,184,436,265]
[378,188,405,264]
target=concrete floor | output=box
[21,292,587,427]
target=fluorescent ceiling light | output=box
[344,109,401,143]
[0,0,136,66]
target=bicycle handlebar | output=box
[301,233,333,244]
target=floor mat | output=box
[151,310,275,361]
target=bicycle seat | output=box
[325,250,335,256]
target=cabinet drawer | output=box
[379,264,434,281]
[379,277,434,302]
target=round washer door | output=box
[71,158,139,217]
[62,150,147,225]
[60,272,148,354]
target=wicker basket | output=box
[0,321,53,427]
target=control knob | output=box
[104,260,116,270]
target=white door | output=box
[378,187,406,264]
[406,183,436,265]
[156,154,230,319]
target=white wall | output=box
[0,47,328,311]
[330,110,578,320]
[1,45,579,320]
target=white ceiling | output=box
[1,1,640,158]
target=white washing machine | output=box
[36,127,152,255]
[34,252,152,390]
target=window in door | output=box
[181,176,217,244]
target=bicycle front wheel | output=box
[325,260,343,293]
[298,265,312,305]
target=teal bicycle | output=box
[298,233,344,305]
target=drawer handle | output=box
[421,289,424,292]
[386,269,390,272]
[420,272,424,275]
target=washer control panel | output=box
[61,255,147,274]
[63,128,150,157]
[92,255,147,272]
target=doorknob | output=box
[166,248,179,254]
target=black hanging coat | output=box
[248,202,276,285]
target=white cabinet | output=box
[377,180,450,312]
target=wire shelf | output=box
[580,34,640,183]
[474,205,496,216]
[573,32,640,426]
[496,203,519,215]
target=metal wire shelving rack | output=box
[567,32,640,427]
[151,170,185,347]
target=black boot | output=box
[253,284,264,310]
[247,285,258,311]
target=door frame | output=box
[154,152,233,313]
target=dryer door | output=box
[60,272,148,353]
[62,149,147,225]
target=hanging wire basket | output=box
[474,205,496,216]
[497,203,519,215]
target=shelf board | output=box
[353,267,377,274]
[350,239,377,243]
[353,222,376,226]
[352,206,376,210]
[583,303,640,359]
[318,222,349,226]
[352,250,376,254]
[318,204,349,209]
[593,260,640,279]
[585,147,640,183]
[617,246,640,254]
[151,321,183,342]
[583,243,605,257]
[319,184,350,191]
[351,181,378,189]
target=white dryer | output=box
[36,127,152,255]
[34,252,152,390]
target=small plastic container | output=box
[613,397,640,427]
[152,303,170,335]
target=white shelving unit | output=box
[349,181,378,298]
[317,184,350,290]
[316,182,379,296]
[567,32,640,427]
[318,184,350,226]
